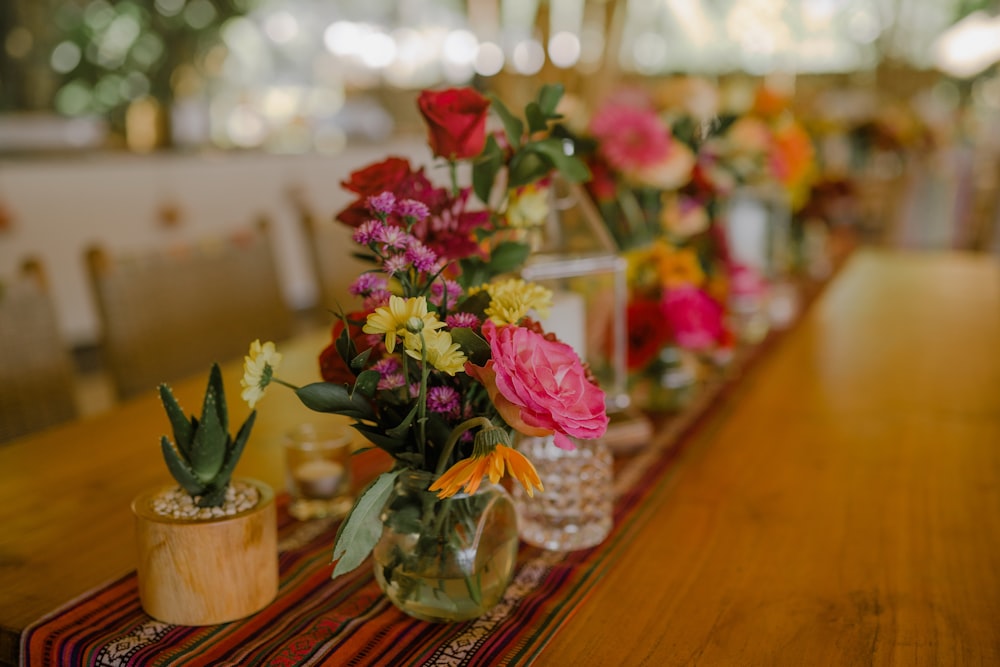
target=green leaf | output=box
[196,484,228,508]
[490,94,523,148]
[525,102,548,135]
[450,327,491,366]
[158,384,194,455]
[351,423,408,454]
[387,402,419,439]
[472,135,504,205]
[190,387,225,481]
[215,410,257,495]
[527,138,592,183]
[507,150,549,189]
[160,436,205,496]
[486,240,530,275]
[206,363,228,436]
[353,369,380,398]
[537,83,565,117]
[456,290,491,317]
[335,323,354,366]
[350,347,372,371]
[331,470,401,578]
[296,382,376,421]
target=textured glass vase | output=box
[512,435,613,551]
[372,470,519,623]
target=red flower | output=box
[661,287,725,351]
[584,156,618,202]
[318,312,372,385]
[417,88,490,160]
[627,299,672,370]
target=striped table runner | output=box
[21,266,840,666]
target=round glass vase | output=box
[372,469,519,623]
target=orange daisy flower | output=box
[430,444,544,499]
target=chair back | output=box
[87,220,294,399]
[0,260,78,443]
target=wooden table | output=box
[2,249,999,665]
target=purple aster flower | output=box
[382,254,409,275]
[429,279,463,309]
[353,219,384,246]
[377,373,406,391]
[446,312,480,329]
[377,225,412,250]
[372,357,401,376]
[396,198,430,222]
[405,241,439,273]
[349,273,388,297]
[367,191,396,216]
[364,290,392,310]
[409,382,421,399]
[427,386,460,417]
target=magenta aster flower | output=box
[371,357,401,377]
[353,220,384,246]
[446,312,480,329]
[406,241,439,273]
[377,225,411,251]
[377,373,406,391]
[396,198,430,222]
[367,191,396,216]
[430,279,464,309]
[427,385,460,417]
[382,255,409,275]
[349,273,388,296]
[363,289,392,310]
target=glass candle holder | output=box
[284,424,354,521]
[512,434,613,551]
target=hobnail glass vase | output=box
[372,469,519,622]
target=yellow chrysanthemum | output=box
[650,242,705,289]
[403,328,468,375]
[480,278,553,325]
[363,295,444,353]
[240,339,282,409]
[504,181,550,229]
[430,444,543,499]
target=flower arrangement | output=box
[241,84,607,620]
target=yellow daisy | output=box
[481,278,553,325]
[403,328,468,375]
[240,339,282,409]
[363,295,444,353]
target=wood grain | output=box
[535,250,1000,665]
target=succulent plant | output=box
[158,363,256,508]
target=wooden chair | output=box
[86,220,294,400]
[288,187,368,315]
[0,259,78,443]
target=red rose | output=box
[318,312,372,384]
[417,88,490,160]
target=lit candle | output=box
[293,459,345,499]
[537,290,586,359]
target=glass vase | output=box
[372,470,519,623]
[512,435,613,551]
[631,345,700,414]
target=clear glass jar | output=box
[512,435,613,551]
[372,470,519,623]
[631,345,700,414]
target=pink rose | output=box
[467,321,608,450]
[662,287,725,351]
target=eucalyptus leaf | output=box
[353,369,380,398]
[331,470,401,578]
[296,382,376,420]
[450,327,491,366]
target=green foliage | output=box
[158,363,255,508]
[331,470,401,578]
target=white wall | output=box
[0,138,434,347]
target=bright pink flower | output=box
[467,321,608,450]
[662,287,725,351]
[588,104,671,172]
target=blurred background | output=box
[0,0,999,424]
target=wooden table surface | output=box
[2,249,999,666]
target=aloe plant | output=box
[158,363,256,508]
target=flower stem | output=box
[435,416,493,476]
[448,160,459,196]
[272,378,300,391]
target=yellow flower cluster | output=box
[626,241,705,292]
[403,328,467,375]
[363,295,444,353]
[475,278,553,325]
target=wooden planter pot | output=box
[132,478,278,625]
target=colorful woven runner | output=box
[20,265,846,667]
